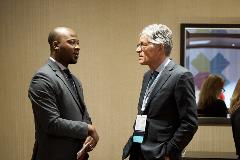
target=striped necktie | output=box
[63,69,78,95]
[148,71,159,87]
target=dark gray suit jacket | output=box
[28,59,92,160]
[123,60,198,160]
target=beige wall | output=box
[1,0,240,159]
[186,125,235,152]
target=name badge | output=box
[135,115,147,131]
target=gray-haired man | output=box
[122,24,198,160]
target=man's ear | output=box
[157,43,164,52]
[53,41,59,50]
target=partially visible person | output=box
[229,79,240,160]
[122,24,198,160]
[198,74,228,117]
[28,27,99,160]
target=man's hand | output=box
[87,125,99,149]
[84,136,94,152]
[77,125,99,158]
[77,141,90,160]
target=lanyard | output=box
[141,58,171,112]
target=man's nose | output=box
[75,44,80,50]
[136,45,141,53]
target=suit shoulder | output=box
[32,63,55,78]
[29,63,57,87]
[29,70,58,95]
[169,63,192,77]
[169,64,194,85]
[174,63,190,73]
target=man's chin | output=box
[138,61,146,65]
[70,60,78,64]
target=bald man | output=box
[28,27,99,160]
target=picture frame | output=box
[180,23,240,113]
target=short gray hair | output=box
[140,24,173,56]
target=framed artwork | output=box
[180,24,240,108]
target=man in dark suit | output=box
[28,27,99,160]
[122,24,198,160]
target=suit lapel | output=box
[145,61,175,108]
[142,72,151,97]
[72,75,86,107]
[47,60,82,110]
[138,71,151,112]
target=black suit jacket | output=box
[28,59,92,160]
[231,108,240,157]
[123,60,198,160]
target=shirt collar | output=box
[49,57,67,71]
[155,57,171,73]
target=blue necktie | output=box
[148,71,159,87]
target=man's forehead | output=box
[62,34,78,39]
[59,32,78,41]
[55,27,77,38]
[139,35,149,42]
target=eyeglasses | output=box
[221,88,225,93]
[136,42,152,50]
